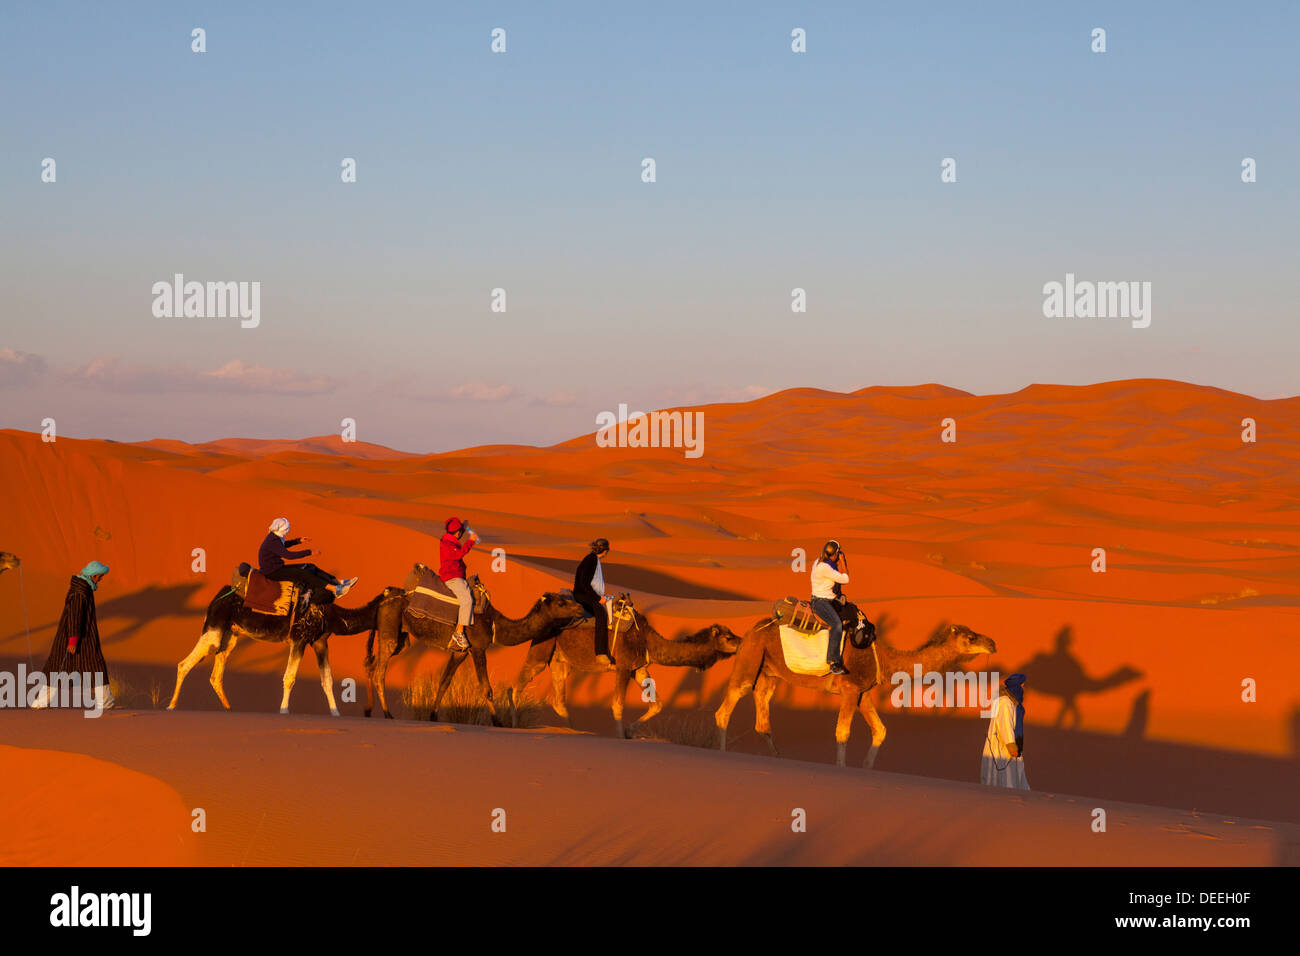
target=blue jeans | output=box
[811,597,843,665]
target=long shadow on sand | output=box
[7,652,1298,828]
[1,581,212,651]
[557,696,1300,826]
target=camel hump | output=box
[230,563,252,593]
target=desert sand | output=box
[2,710,1293,866]
[2,379,1298,864]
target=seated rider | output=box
[440,517,479,650]
[573,538,614,666]
[258,518,357,604]
[810,540,850,675]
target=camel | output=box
[506,599,741,737]
[361,584,586,724]
[168,585,403,715]
[1015,627,1142,728]
[715,619,996,769]
[0,552,19,574]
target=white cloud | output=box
[0,349,48,387]
[448,381,517,402]
[531,389,582,407]
[66,356,339,395]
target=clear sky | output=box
[2,1,1296,451]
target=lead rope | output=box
[987,700,1011,773]
[18,564,33,668]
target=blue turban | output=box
[77,560,110,590]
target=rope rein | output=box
[18,564,33,668]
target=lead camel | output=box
[715,619,996,769]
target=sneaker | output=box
[449,632,470,651]
[335,576,359,598]
[828,662,847,675]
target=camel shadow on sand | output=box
[2,581,212,652]
[559,616,1296,828]
[1013,625,1144,729]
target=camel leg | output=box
[374,652,395,719]
[611,667,635,738]
[312,639,339,716]
[509,643,553,729]
[364,637,389,719]
[208,632,239,711]
[858,691,887,770]
[834,693,857,767]
[550,659,572,727]
[753,671,779,756]
[168,627,223,710]
[363,629,377,717]
[370,630,402,719]
[280,642,306,714]
[628,665,665,737]
[430,650,467,722]
[714,648,762,753]
[469,648,500,727]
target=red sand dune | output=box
[2,379,1299,862]
[4,711,1293,866]
[0,743,198,866]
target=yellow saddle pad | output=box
[778,625,844,677]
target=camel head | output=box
[940,623,996,662]
[707,623,743,655]
[534,591,590,626]
[1106,664,1144,687]
[0,552,19,574]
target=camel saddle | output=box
[402,563,488,629]
[773,596,832,636]
[230,564,300,617]
[558,590,637,657]
[774,596,876,648]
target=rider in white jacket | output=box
[810,541,851,674]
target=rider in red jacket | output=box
[439,517,479,649]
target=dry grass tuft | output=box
[401,665,548,728]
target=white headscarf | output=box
[268,517,290,537]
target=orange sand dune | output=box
[3,711,1293,866]
[0,743,198,866]
[2,378,1299,844]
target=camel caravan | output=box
[154,522,994,768]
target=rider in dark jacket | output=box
[574,538,613,665]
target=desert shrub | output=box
[401,665,547,728]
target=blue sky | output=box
[1,1,1296,450]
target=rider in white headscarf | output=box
[258,518,357,603]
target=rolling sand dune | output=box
[0,743,198,866]
[3,711,1294,866]
[2,379,1298,863]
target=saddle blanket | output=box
[778,625,845,677]
[404,565,473,628]
[242,569,296,616]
